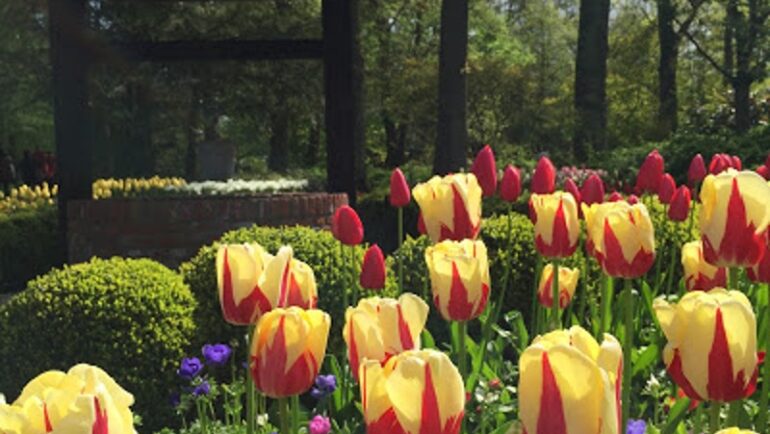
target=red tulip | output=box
[635,149,664,193]
[471,145,498,197]
[360,244,386,290]
[500,165,522,202]
[332,205,364,246]
[747,231,770,284]
[564,178,581,204]
[531,156,556,194]
[658,173,676,204]
[756,165,770,180]
[581,174,605,205]
[608,191,623,202]
[709,153,733,174]
[627,194,640,205]
[688,154,707,186]
[668,186,691,222]
[389,168,411,208]
[732,155,742,170]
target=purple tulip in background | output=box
[177,357,203,380]
[310,374,337,399]
[202,343,232,366]
[626,419,646,434]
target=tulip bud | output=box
[360,244,386,290]
[412,173,482,243]
[627,194,639,205]
[709,153,733,175]
[389,168,411,208]
[732,155,742,170]
[360,349,464,434]
[658,173,676,204]
[519,326,622,434]
[608,191,623,202]
[668,185,691,222]
[583,201,656,278]
[581,174,605,205]
[531,156,556,194]
[635,149,664,193]
[747,231,770,284]
[343,294,429,379]
[470,145,497,197]
[216,243,275,325]
[699,170,770,267]
[681,241,726,291]
[689,153,707,186]
[564,178,581,205]
[250,308,331,398]
[654,288,760,402]
[530,192,580,259]
[332,205,364,245]
[537,264,580,308]
[425,239,490,321]
[756,165,770,180]
[500,165,522,202]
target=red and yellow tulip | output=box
[699,170,770,268]
[249,307,330,398]
[343,294,429,380]
[537,264,580,308]
[260,246,318,309]
[518,326,622,434]
[360,349,464,434]
[748,231,770,284]
[682,241,727,292]
[583,201,656,278]
[412,173,482,243]
[425,239,490,321]
[530,192,580,259]
[654,288,761,402]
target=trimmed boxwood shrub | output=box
[178,225,397,354]
[0,206,62,293]
[0,257,196,431]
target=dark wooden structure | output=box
[48,0,360,257]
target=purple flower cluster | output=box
[626,419,646,434]
[310,374,337,400]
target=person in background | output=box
[0,149,16,193]
[19,150,36,186]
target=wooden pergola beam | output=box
[108,39,324,62]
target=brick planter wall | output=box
[67,192,348,267]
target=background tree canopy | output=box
[1,0,768,182]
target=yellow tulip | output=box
[412,173,482,243]
[518,326,622,434]
[654,288,760,402]
[583,201,655,278]
[529,192,580,258]
[425,239,490,321]
[716,429,758,434]
[0,403,25,434]
[360,349,464,434]
[537,264,580,308]
[343,293,429,380]
[11,364,134,434]
[681,241,726,291]
[699,170,770,267]
[249,307,330,398]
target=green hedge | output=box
[178,225,397,354]
[0,205,62,293]
[0,257,196,431]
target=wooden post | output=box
[322,0,359,206]
[434,0,469,175]
[49,0,92,260]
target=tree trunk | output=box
[434,0,469,175]
[657,0,678,138]
[268,109,290,173]
[732,0,752,132]
[723,0,737,86]
[573,0,610,161]
[353,0,367,190]
[733,73,752,132]
[384,116,407,167]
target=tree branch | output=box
[676,0,706,35]
[678,26,735,80]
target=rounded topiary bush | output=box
[0,257,196,432]
[179,225,397,354]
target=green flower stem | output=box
[728,267,740,291]
[458,320,468,433]
[340,242,348,313]
[622,278,633,431]
[279,397,291,434]
[692,402,703,434]
[398,207,404,294]
[664,245,677,295]
[551,259,561,330]
[291,395,300,434]
[246,325,255,434]
[530,256,544,335]
[600,276,614,336]
[758,283,770,431]
[350,245,358,304]
[710,401,721,433]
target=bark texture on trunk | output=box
[657,0,678,138]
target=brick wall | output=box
[67,193,348,267]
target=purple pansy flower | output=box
[202,343,232,366]
[178,357,203,380]
[310,374,337,399]
[626,419,646,434]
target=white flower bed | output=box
[166,179,309,196]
